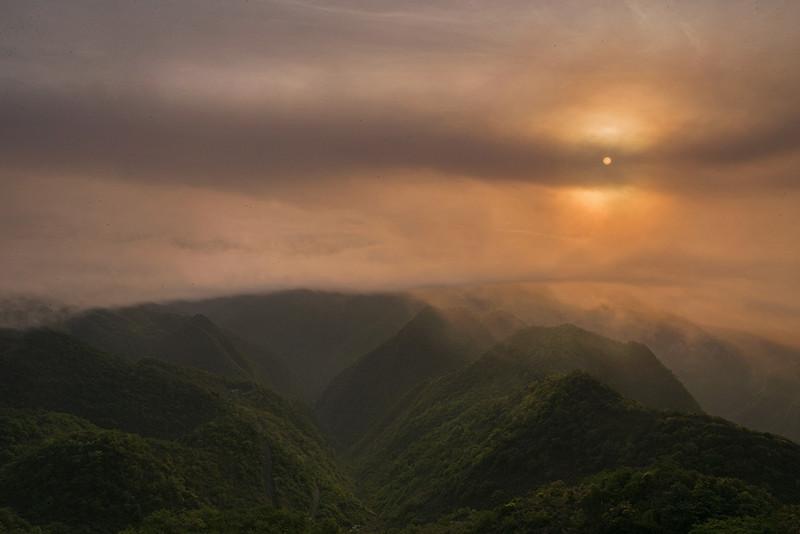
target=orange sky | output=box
[1,1,799,343]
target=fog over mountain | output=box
[2,1,800,532]
[2,0,799,346]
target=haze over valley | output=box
[2,1,800,532]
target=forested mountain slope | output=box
[317,306,500,446]
[60,304,299,398]
[171,290,422,401]
[3,291,799,534]
[417,285,800,441]
[0,329,364,533]
[357,366,799,525]
[403,465,800,533]
[484,324,700,413]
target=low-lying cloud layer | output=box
[2,0,799,342]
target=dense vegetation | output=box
[356,370,800,525]
[401,466,800,533]
[616,318,800,443]
[121,506,343,534]
[3,292,800,533]
[317,306,501,446]
[483,324,700,412]
[431,285,800,442]
[170,290,423,400]
[60,305,298,397]
[0,329,364,533]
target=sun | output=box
[602,156,613,166]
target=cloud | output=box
[0,87,575,187]
[0,0,799,343]
[1,1,799,194]
[2,83,799,194]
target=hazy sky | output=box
[2,1,799,341]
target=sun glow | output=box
[573,188,616,211]
[539,85,680,152]
[566,186,641,215]
[562,186,667,226]
[541,107,664,152]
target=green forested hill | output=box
[319,319,698,451]
[484,324,701,413]
[356,369,800,526]
[170,290,423,401]
[422,284,800,442]
[403,466,800,533]
[60,305,299,398]
[0,329,364,533]
[317,306,499,447]
[2,305,800,534]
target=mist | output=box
[2,0,799,345]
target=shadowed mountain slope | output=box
[317,306,502,446]
[485,323,700,413]
[60,304,299,398]
[569,306,800,442]
[356,370,800,525]
[321,321,699,452]
[416,285,800,441]
[404,465,800,533]
[170,290,423,401]
[0,328,364,532]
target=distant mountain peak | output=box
[482,323,701,413]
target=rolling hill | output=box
[317,306,502,446]
[483,324,700,413]
[356,369,800,525]
[320,322,699,453]
[416,284,800,442]
[0,328,364,532]
[170,290,422,401]
[3,289,799,533]
[60,304,299,398]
